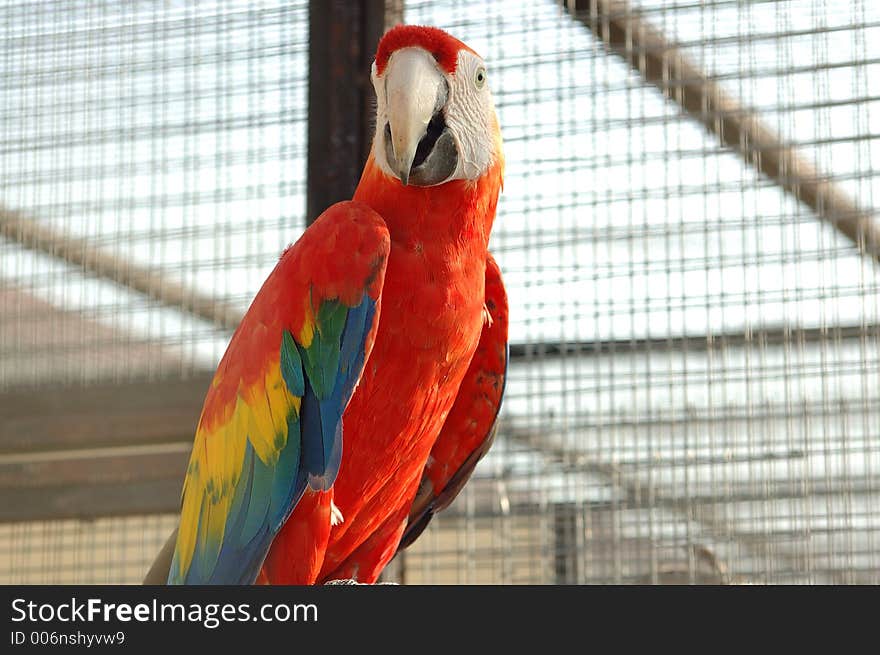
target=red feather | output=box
[375,24,478,75]
[260,152,503,584]
[257,25,503,584]
[199,203,388,436]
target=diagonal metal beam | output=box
[0,206,244,331]
[566,0,880,263]
[2,2,876,340]
[1,3,403,328]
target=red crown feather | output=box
[375,25,477,75]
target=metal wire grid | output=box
[1,0,879,584]
[1,0,308,387]
[0,515,178,585]
[0,0,310,583]
[400,0,880,583]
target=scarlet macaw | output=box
[161,25,507,585]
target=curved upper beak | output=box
[383,48,446,185]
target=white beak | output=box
[383,48,446,185]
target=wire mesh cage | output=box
[1,0,878,584]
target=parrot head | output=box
[371,25,502,187]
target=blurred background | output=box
[1,0,879,584]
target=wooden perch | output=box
[566,0,880,262]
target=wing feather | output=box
[167,201,389,584]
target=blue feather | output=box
[338,297,375,399]
[270,413,306,530]
[280,331,305,396]
[172,289,380,584]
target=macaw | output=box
[159,25,507,585]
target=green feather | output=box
[299,297,347,399]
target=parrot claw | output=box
[482,303,493,327]
[330,501,345,526]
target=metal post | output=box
[553,502,581,584]
[306,0,394,224]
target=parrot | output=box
[153,24,507,585]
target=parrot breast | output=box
[316,155,502,579]
[260,150,503,584]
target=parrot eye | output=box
[474,67,486,89]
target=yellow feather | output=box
[299,295,315,347]
[177,438,205,577]
[203,485,232,556]
[265,363,296,435]
[225,420,246,488]
[244,407,275,466]
[175,353,304,580]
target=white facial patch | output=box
[443,50,499,182]
[370,48,499,184]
